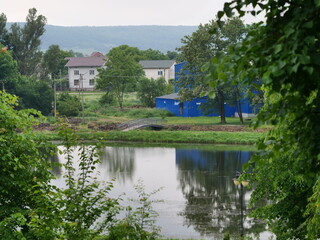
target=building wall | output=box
[68,67,100,91]
[174,62,186,93]
[237,98,260,117]
[156,98,181,116]
[156,96,237,117]
[156,61,259,118]
[144,65,175,83]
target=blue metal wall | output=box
[156,62,258,117]
[156,96,237,117]
[174,62,186,93]
[156,98,181,116]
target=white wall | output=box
[144,65,175,83]
[68,67,100,90]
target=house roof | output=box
[139,60,176,69]
[65,53,107,67]
[156,93,180,100]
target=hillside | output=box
[38,25,198,55]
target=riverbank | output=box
[36,129,264,145]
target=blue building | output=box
[155,62,257,117]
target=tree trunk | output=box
[217,88,226,124]
[234,86,244,124]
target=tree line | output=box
[0,8,182,116]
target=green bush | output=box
[99,92,115,106]
[46,116,57,124]
[57,93,82,116]
[126,108,174,119]
[137,77,167,108]
[106,180,162,240]
[15,76,53,115]
[85,100,101,112]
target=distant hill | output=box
[6,24,197,55]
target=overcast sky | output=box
[2,0,263,26]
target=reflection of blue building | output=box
[156,62,257,117]
[175,149,252,173]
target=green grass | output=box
[75,141,256,151]
[165,116,254,125]
[39,130,263,145]
[102,130,262,144]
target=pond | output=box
[51,144,271,240]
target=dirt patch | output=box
[88,122,118,131]
[33,120,266,132]
[33,123,56,131]
[126,105,145,109]
[65,117,82,125]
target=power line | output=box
[99,75,143,78]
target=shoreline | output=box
[35,129,264,145]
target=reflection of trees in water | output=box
[50,153,62,176]
[49,146,135,183]
[176,149,266,238]
[99,147,135,183]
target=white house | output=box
[65,52,107,91]
[139,60,176,83]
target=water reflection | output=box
[175,148,264,238]
[99,147,135,184]
[50,153,62,176]
[50,145,269,239]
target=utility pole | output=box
[53,78,57,117]
[80,74,85,124]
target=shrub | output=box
[106,180,162,240]
[57,92,82,116]
[137,77,167,108]
[127,108,174,119]
[99,92,115,106]
[85,100,101,112]
[15,76,53,115]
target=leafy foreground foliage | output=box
[106,180,162,240]
[0,92,55,238]
[0,92,161,239]
[210,0,320,239]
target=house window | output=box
[89,79,95,86]
[89,70,95,75]
[74,70,79,75]
[158,71,163,76]
[74,79,79,86]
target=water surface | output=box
[52,144,270,239]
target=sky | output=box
[2,0,264,26]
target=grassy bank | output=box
[38,129,263,145]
